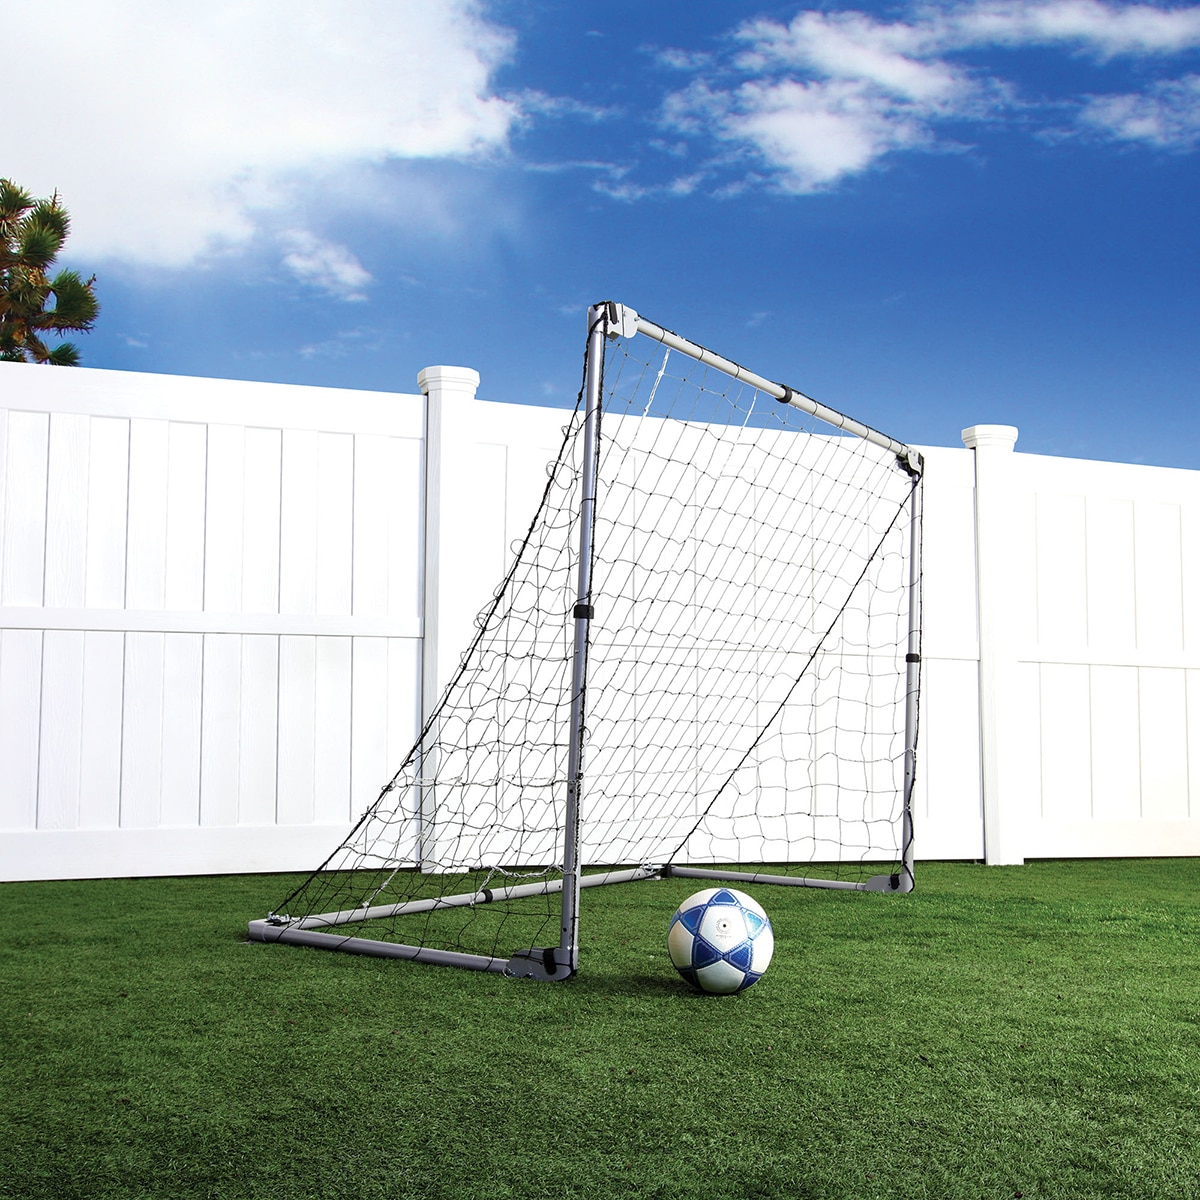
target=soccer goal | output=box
[249,302,924,980]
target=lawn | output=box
[2,860,1199,1199]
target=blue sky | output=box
[10,0,1200,467]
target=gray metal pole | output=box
[898,466,924,893]
[556,305,607,974]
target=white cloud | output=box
[662,1,1200,192]
[1080,74,1200,145]
[723,79,932,190]
[298,327,388,360]
[941,0,1200,57]
[736,10,963,105]
[5,1,517,270]
[280,231,372,301]
[655,47,717,71]
[665,12,982,192]
[516,91,623,122]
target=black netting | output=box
[261,313,921,968]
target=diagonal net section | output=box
[266,402,588,963]
[264,323,920,964]
[580,339,919,878]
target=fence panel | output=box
[0,362,424,879]
[2,360,1198,879]
[1008,452,1200,858]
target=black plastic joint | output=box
[573,603,594,619]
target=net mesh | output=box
[265,317,921,964]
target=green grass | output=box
[3,860,1200,1199]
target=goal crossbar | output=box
[610,302,921,471]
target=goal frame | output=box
[249,300,923,979]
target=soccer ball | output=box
[667,887,774,994]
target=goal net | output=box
[249,302,923,979]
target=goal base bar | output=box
[663,865,913,893]
[246,865,662,980]
[247,920,512,973]
[247,920,581,979]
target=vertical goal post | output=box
[249,301,924,979]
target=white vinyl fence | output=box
[1,361,1197,880]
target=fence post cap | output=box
[962,425,1018,450]
[417,366,480,398]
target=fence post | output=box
[962,424,1024,866]
[416,366,480,735]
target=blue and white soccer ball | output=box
[667,887,774,994]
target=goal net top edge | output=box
[590,300,923,478]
